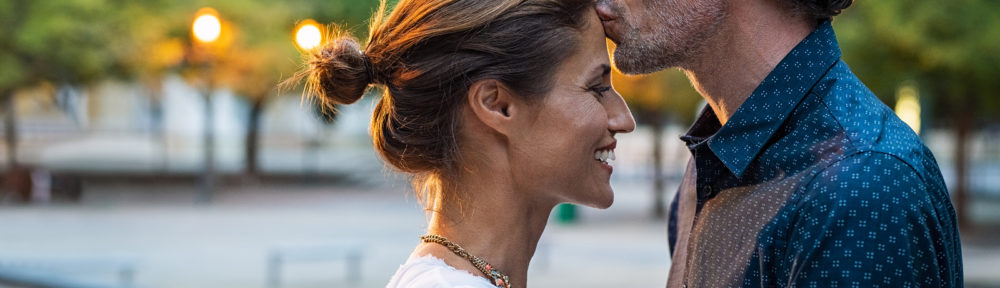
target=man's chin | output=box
[611,49,639,74]
[612,47,667,75]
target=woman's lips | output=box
[594,141,617,174]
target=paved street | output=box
[2,176,999,288]
[0,176,674,288]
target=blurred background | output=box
[0,0,998,287]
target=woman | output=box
[293,0,634,286]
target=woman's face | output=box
[511,9,636,209]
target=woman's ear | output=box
[467,79,519,136]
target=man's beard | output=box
[610,0,727,75]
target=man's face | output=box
[595,0,728,74]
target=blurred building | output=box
[0,76,382,200]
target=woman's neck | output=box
[416,171,554,288]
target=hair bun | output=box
[307,36,371,105]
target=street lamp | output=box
[294,19,323,51]
[192,7,222,203]
[193,9,222,44]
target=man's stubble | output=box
[609,0,728,75]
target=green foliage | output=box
[0,0,386,96]
[1,0,124,90]
[836,0,1000,123]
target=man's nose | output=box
[594,1,618,22]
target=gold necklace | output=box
[420,234,512,288]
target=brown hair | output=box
[291,0,592,202]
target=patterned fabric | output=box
[666,21,963,287]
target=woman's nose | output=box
[607,88,636,134]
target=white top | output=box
[386,254,497,288]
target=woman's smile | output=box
[594,141,617,173]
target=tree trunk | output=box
[143,77,167,172]
[198,66,215,204]
[3,91,17,169]
[652,118,666,219]
[244,96,265,181]
[954,108,971,231]
[2,90,29,203]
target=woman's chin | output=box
[592,197,613,209]
[578,188,614,209]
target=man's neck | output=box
[682,3,816,126]
[416,167,552,288]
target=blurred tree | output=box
[836,0,1000,229]
[114,1,190,170]
[0,0,426,198]
[194,0,291,182]
[0,0,146,200]
[206,0,381,180]
[611,42,702,218]
[118,0,386,183]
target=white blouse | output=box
[386,255,497,288]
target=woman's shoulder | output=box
[386,254,497,288]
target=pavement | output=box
[1,175,999,288]
[0,175,675,288]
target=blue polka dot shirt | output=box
[666,21,963,287]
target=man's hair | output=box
[788,0,854,20]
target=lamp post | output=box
[192,7,221,203]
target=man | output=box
[595,0,963,286]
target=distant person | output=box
[594,0,963,286]
[289,0,634,287]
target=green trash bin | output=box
[556,203,576,223]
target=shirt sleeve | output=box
[781,151,956,287]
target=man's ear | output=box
[467,79,519,136]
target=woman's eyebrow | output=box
[587,64,612,84]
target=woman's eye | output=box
[589,85,612,99]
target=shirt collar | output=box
[682,21,842,178]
